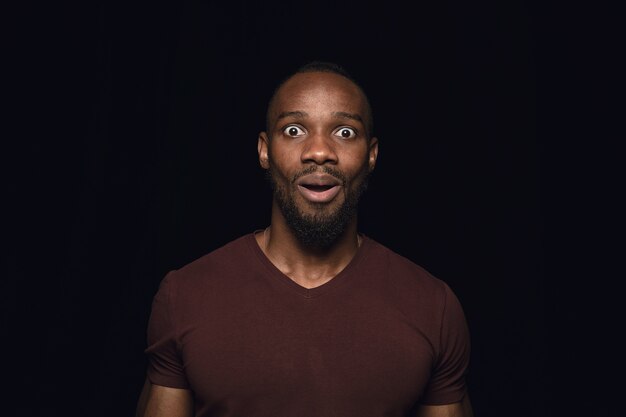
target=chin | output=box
[284,199,355,249]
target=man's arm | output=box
[414,393,473,417]
[135,377,193,417]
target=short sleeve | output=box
[420,284,471,404]
[144,271,190,388]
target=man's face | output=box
[258,71,378,248]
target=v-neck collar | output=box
[246,232,371,299]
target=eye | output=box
[335,127,357,139]
[283,125,306,137]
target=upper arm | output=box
[136,377,193,417]
[414,393,473,417]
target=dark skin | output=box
[256,71,378,288]
[136,71,472,417]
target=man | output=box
[136,61,473,417]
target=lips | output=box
[296,173,342,203]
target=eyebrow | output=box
[276,111,308,121]
[275,110,364,124]
[332,111,364,124]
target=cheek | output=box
[268,145,297,170]
[345,153,371,180]
[268,156,296,185]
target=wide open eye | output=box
[334,127,357,139]
[283,125,306,137]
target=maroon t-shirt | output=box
[145,233,470,416]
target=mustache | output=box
[290,165,347,185]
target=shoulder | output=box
[364,236,451,297]
[179,233,253,271]
[162,233,256,292]
[362,236,463,335]
[149,233,261,328]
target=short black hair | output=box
[265,60,374,138]
[295,60,354,80]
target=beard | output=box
[266,162,370,250]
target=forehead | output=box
[270,72,368,120]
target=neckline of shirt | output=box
[246,231,371,299]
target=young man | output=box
[137,61,473,417]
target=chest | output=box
[179,291,435,415]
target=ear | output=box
[368,137,379,172]
[258,132,270,169]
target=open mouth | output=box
[296,183,341,203]
[301,184,335,192]
[295,173,343,203]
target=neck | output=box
[256,206,362,289]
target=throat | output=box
[283,267,341,289]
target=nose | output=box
[301,133,338,165]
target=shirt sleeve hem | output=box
[147,373,190,390]
[419,388,467,405]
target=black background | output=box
[5,0,623,416]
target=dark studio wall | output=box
[6,0,622,416]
